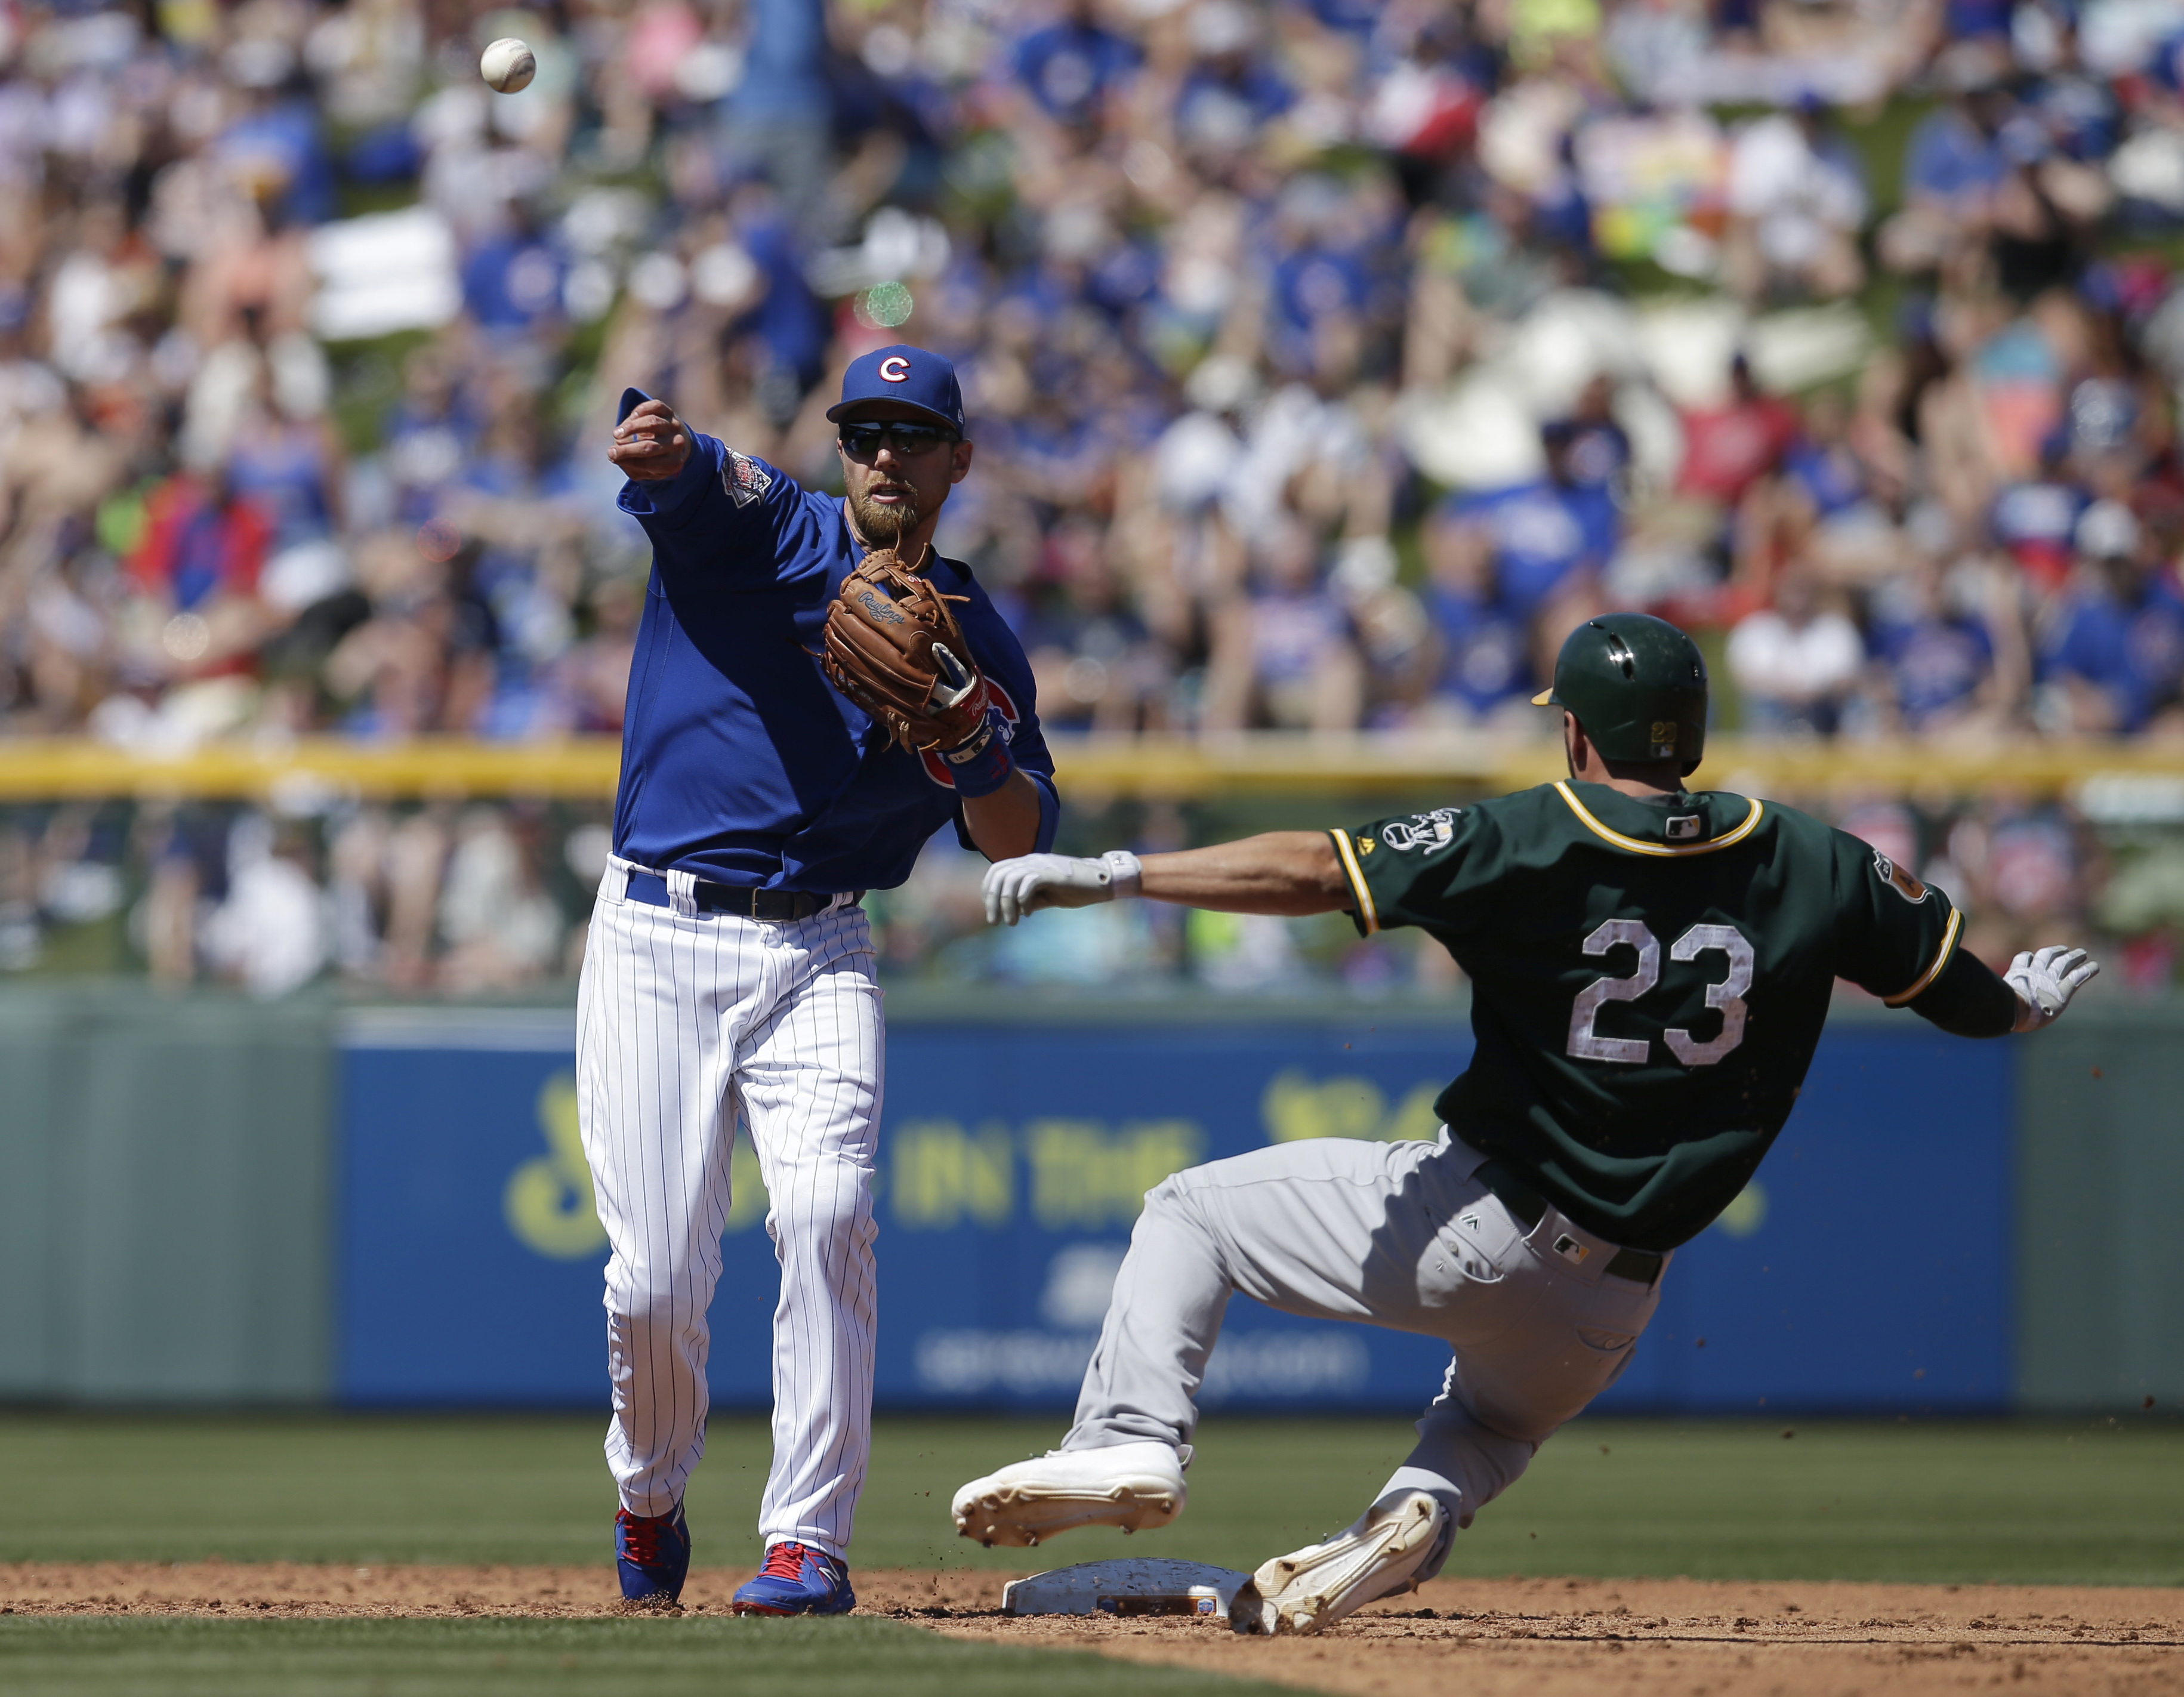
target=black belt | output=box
[1476,1159,1665,1288]
[624,872,855,922]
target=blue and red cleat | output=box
[615,1505,691,1606]
[731,1541,857,1615]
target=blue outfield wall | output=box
[337,1006,2011,1415]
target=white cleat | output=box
[1229,1489,1448,1636]
[951,1441,1187,1548]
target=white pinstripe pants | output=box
[576,865,881,1559]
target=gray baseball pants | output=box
[1060,1129,1667,1576]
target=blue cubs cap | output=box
[826,344,966,436]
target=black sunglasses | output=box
[837,421,960,458]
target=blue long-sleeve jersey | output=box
[612,433,1059,891]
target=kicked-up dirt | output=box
[1,1562,2177,1696]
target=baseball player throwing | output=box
[593,344,1057,1613]
[951,612,2096,1634]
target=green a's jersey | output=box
[1331,780,1964,1251]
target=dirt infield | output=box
[4,1562,2179,1696]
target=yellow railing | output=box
[0,738,624,801]
[0,735,2179,801]
[1049,735,2184,801]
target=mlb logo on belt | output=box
[1553,1233,1590,1265]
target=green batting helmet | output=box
[1532,613,1709,773]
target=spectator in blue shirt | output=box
[720,0,834,241]
[1011,0,1141,128]
[1446,421,1620,620]
[461,204,565,339]
[726,187,831,403]
[1867,569,2009,732]
[1904,92,2013,208]
[1203,519,1363,732]
[227,377,344,553]
[1547,376,1632,498]
[2022,44,2120,165]
[1268,243,1369,378]
[1304,0,1384,35]
[1880,87,2014,274]
[218,77,338,229]
[1420,502,1532,722]
[381,345,479,527]
[1780,393,1868,522]
[1944,0,2012,44]
[2038,501,2184,732]
[1176,1,1292,155]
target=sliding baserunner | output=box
[949,612,2096,1634]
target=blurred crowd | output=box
[5,0,2184,989]
[7,778,2183,995]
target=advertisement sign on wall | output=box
[338,1007,2009,1414]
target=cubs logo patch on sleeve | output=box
[1379,807,1461,853]
[723,451,774,508]
[1873,850,1929,903]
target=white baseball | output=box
[480,37,536,94]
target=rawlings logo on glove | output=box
[850,585,908,626]
[820,546,989,751]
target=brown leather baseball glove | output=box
[820,545,990,750]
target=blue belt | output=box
[623,872,853,922]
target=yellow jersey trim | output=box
[1884,906,1963,1007]
[1328,828,1378,934]
[1552,780,1765,857]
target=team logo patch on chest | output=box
[1380,807,1461,853]
[1873,850,1929,903]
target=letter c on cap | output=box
[878,356,911,383]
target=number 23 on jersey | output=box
[1566,919,1753,1067]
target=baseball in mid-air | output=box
[480,37,536,94]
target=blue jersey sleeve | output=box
[615,433,801,586]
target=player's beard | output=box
[849,482,921,551]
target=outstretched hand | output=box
[983,853,1131,926]
[2006,945,2099,1031]
[610,399,692,481]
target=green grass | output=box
[0,1616,1298,1697]
[2,1412,2182,1586]
[5,1414,2180,1695]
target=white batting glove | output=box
[2006,945,2100,1031]
[983,851,1143,926]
